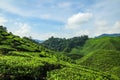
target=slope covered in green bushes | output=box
[81,37,120,55]
[0,51,70,80]
[0,26,49,53]
[1,51,119,80]
[47,65,119,80]
[76,37,120,78]
[0,25,120,80]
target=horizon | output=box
[0,0,120,40]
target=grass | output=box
[76,50,120,78]
[0,51,64,80]
[0,26,120,80]
[80,37,120,55]
[47,65,119,80]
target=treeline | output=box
[42,35,88,52]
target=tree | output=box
[0,25,7,32]
[42,35,89,52]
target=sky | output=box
[0,0,120,40]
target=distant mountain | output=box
[97,33,120,37]
[34,39,44,43]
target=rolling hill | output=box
[80,36,120,55]
[76,36,120,78]
[0,26,72,80]
[0,26,50,53]
[97,33,120,37]
[0,25,120,80]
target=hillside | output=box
[0,26,72,80]
[76,37,120,78]
[0,26,49,53]
[97,33,120,37]
[77,50,120,78]
[80,36,120,55]
[1,51,118,80]
[42,36,88,59]
[0,26,120,80]
[47,65,119,80]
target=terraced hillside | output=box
[0,26,120,80]
[47,65,119,80]
[1,51,119,80]
[76,37,120,78]
[0,26,49,53]
[81,37,120,55]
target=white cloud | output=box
[111,21,120,33]
[31,32,57,40]
[66,12,93,29]
[95,20,108,28]
[74,30,90,36]
[31,31,81,40]
[0,0,70,22]
[0,1,26,17]
[13,22,31,37]
[93,20,109,36]
[58,2,72,8]
[39,14,52,19]
[0,17,7,25]
[31,32,73,40]
[0,0,120,39]
[93,21,120,36]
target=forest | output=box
[0,25,120,80]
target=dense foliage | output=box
[42,35,88,52]
[47,66,119,80]
[76,50,120,78]
[0,51,64,80]
[0,26,120,80]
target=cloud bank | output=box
[13,22,31,37]
[66,12,93,29]
[0,0,120,40]
[0,17,7,25]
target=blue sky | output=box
[0,0,120,40]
